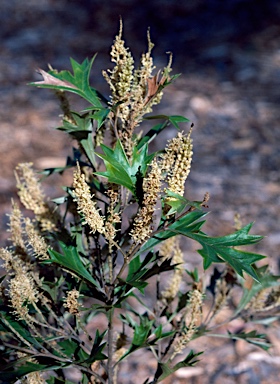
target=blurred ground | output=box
[1,0,280,383]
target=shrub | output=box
[1,22,279,384]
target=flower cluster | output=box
[172,287,203,359]
[102,19,134,123]
[63,289,80,316]
[103,21,172,157]
[15,163,56,232]
[25,217,50,260]
[7,200,25,250]
[9,272,39,320]
[73,164,105,235]
[130,159,162,243]
[161,131,193,196]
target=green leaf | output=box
[164,190,204,215]
[31,55,103,107]
[154,324,163,339]
[140,257,177,281]
[48,242,99,288]
[85,330,107,363]
[70,224,86,256]
[126,252,156,282]
[132,317,154,347]
[139,212,264,281]
[152,350,203,381]
[1,361,67,381]
[152,325,175,343]
[137,121,169,149]
[96,140,134,191]
[139,111,190,149]
[79,282,107,303]
[120,312,137,328]
[114,279,148,306]
[127,255,142,281]
[144,114,190,129]
[181,221,262,280]
[118,314,155,361]
[115,252,175,305]
[138,211,208,254]
[227,330,271,351]
[183,224,265,280]
[89,108,110,129]
[95,140,154,196]
[58,112,89,134]
[169,222,264,281]
[58,112,96,167]
[0,311,42,349]
[51,196,68,204]
[199,246,263,280]
[169,115,190,129]
[80,136,96,169]
[195,222,263,247]
[40,275,65,302]
[57,338,89,362]
[130,142,155,178]
[57,339,76,356]
[186,267,199,283]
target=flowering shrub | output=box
[1,22,279,384]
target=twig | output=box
[107,308,115,384]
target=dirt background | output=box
[1,0,280,383]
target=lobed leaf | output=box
[137,121,169,149]
[88,108,110,129]
[227,330,271,351]
[139,211,264,281]
[184,225,265,281]
[48,242,100,288]
[31,55,103,108]
[58,112,96,167]
[84,330,107,363]
[95,140,154,197]
[118,314,155,361]
[144,114,190,130]
[151,350,203,382]
[138,211,208,254]
[57,339,89,362]
[164,190,204,215]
